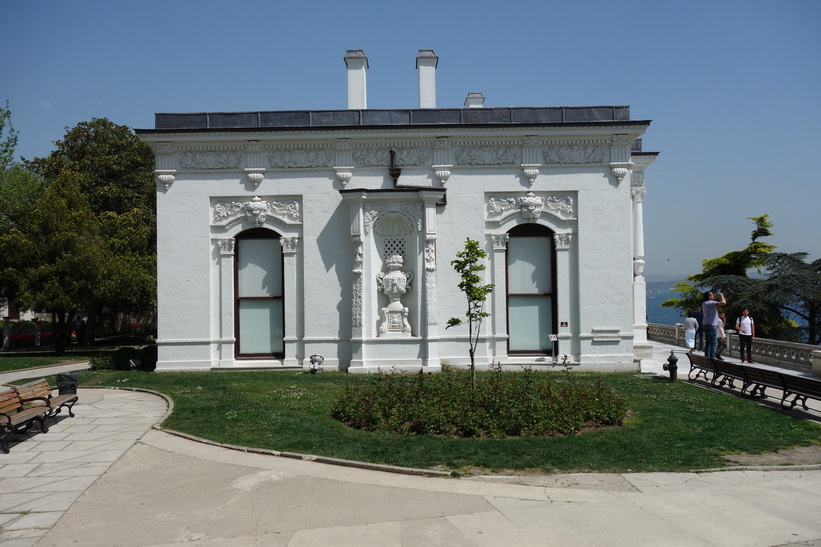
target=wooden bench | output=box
[686,353,716,382]
[1,387,51,454]
[712,360,748,390]
[779,374,821,411]
[13,378,79,419]
[739,365,784,399]
[686,354,821,412]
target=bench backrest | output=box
[14,379,52,401]
[687,354,715,370]
[742,366,783,386]
[0,388,23,415]
[781,374,821,398]
[714,360,747,379]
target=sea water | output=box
[646,280,685,326]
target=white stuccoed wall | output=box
[142,117,656,373]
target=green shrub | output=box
[331,366,628,438]
[89,355,115,370]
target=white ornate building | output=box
[137,50,658,372]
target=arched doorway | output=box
[235,228,284,358]
[506,224,556,355]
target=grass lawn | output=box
[0,352,94,373]
[69,369,821,474]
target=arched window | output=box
[506,224,556,354]
[235,229,284,358]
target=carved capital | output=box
[492,233,510,250]
[216,238,236,255]
[280,237,299,253]
[554,232,572,249]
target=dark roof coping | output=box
[142,106,637,132]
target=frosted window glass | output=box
[238,239,282,297]
[238,299,284,354]
[508,296,552,351]
[507,237,551,294]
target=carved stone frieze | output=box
[455,147,518,166]
[486,192,575,222]
[353,149,431,167]
[213,196,301,227]
[543,146,606,165]
[269,149,330,168]
[181,151,242,170]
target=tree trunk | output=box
[85,305,102,346]
[53,311,75,356]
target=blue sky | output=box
[2,0,819,279]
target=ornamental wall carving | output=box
[455,147,518,166]
[269,149,330,168]
[353,149,431,167]
[486,192,575,223]
[542,145,606,165]
[212,196,301,228]
[181,151,242,170]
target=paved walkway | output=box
[1,344,820,546]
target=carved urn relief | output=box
[376,254,413,337]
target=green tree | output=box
[3,173,103,354]
[21,119,156,344]
[756,253,821,345]
[0,101,18,168]
[446,237,495,390]
[24,118,155,219]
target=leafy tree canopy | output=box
[23,118,155,219]
[0,101,18,168]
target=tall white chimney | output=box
[344,50,368,109]
[416,49,438,109]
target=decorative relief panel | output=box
[269,149,330,168]
[401,203,424,231]
[351,240,363,328]
[363,204,387,235]
[456,147,518,166]
[486,192,575,223]
[542,146,606,165]
[212,196,301,228]
[353,149,431,167]
[181,151,242,170]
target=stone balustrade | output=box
[647,323,821,375]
